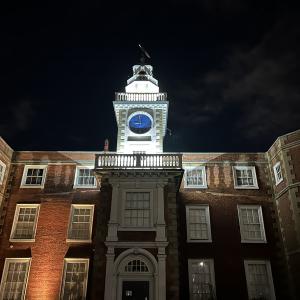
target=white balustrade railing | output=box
[115,92,167,101]
[95,154,182,169]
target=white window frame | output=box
[233,166,258,189]
[67,204,94,242]
[184,165,207,189]
[60,258,89,300]
[10,204,40,242]
[0,160,6,185]
[244,260,276,300]
[73,166,97,189]
[20,165,47,188]
[120,189,154,231]
[273,161,283,185]
[0,258,31,300]
[188,259,216,300]
[186,205,212,243]
[237,205,266,243]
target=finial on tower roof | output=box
[138,44,151,65]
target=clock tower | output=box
[114,63,168,154]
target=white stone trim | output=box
[20,165,47,188]
[9,204,40,242]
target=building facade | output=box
[0,62,299,300]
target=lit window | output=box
[244,260,276,300]
[21,165,47,188]
[60,259,89,300]
[184,166,207,188]
[188,259,216,300]
[0,160,6,185]
[0,258,31,300]
[124,260,149,273]
[186,206,212,242]
[273,162,283,185]
[10,204,40,241]
[124,192,151,227]
[237,205,266,243]
[74,167,96,188]
[233,166,258,189]
[67,205,94,241]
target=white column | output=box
[158,247,166,300]
[104,247,115,300]
[156,184,166,241]
[107,183,119,241]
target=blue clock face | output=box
[129,114,152,134]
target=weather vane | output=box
[138,44,151,65]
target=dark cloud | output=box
[171,11,300,144]
[0,100,35,138]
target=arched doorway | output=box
[113,249,158,300]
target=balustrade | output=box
[115,92,167,101]
[95,153,182,169]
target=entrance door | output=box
[122,281,149,300]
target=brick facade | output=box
[0,132,299,299]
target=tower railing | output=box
[115,92,167,101]
[95,153,182,170]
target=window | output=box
[0,258,31,300]
[237,205,266,243]
[74,166,96,188]
[67,205,94,241]
[20,165,47,188]
[124,192,151,228]
[233,166,258,189]
[186,206,212,242]
[188,259,216,300]
[273,162,283,185]
[0,160,6,185]
[10,204,40,242]
[124,260,149,273]
[60,259,89,300]
[244,260,276,300]
[184,166,207,188]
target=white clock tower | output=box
[114,63,168,154]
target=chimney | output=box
[104,139,109,152]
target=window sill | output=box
[275,178,283,186]
[73,185,97,189]
[241,240,267,244]
[184,185,208,189]
[118,227,155,232]
[187,239,212,243]
[9,239,35,242]
[66,239,92,243]
[234,185,259,190]
[20,185,45,189]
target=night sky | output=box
[1,1,299,152]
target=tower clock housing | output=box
[114,64,168,154]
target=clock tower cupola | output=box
[114,61,168,154]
